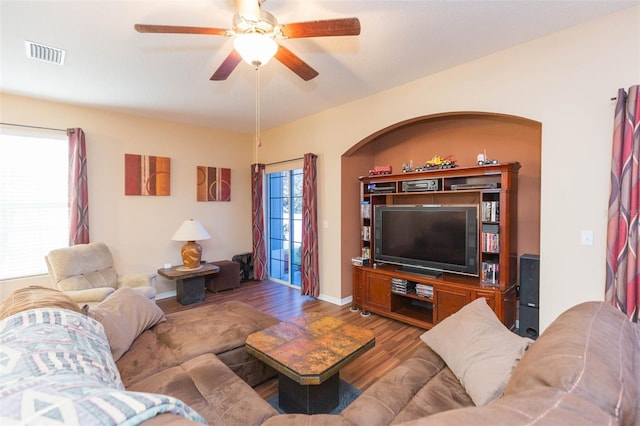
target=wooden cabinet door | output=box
[435,287,470,323]
[363,273,391,312]
[473,289,498,311]
[352,267,363,307]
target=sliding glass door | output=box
[267,169,302,287]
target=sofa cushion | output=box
[397,388,616,426]
[341,344,473,426]
[64,287,116,303]
[420,298,532,406]
[153,300,280,363]
[505,301,638,424]
[391,362,474,424]
[117,301,279,387]
[126,352,277,425]
[87,287,166,361]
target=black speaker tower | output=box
[519,254,540,339]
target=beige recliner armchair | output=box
[45,242,156,307]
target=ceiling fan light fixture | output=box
[234,33,278,68]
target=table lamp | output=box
[171,219,211,270]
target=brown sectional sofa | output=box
[1,285,638,425]
[264,301,640,426]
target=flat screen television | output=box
[373,204,479,277]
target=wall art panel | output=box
[197,166,231,201]
[124,154,170,196]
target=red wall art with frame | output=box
[124,154,171,196]
[197,166,231,201]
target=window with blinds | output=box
[0,132,69,280]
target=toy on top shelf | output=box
[402,161,414,173]
[369,165,392,176]
[477,150,498,165]
[415,155,458,171]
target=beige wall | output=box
[258,7,640,329]
[0,94,253,300]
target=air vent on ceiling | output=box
[25,41,66,65]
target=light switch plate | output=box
[580,230,593,246]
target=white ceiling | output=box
[1,0,637,134]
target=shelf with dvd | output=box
[359,200,371,260]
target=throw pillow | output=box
[87,287,165,361]
[420,297,533,406]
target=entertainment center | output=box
[352,162,520,329]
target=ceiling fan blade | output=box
[210,50,243,81]
[134,24,229,36]
[275,45,319,81]
[279,18,360,39]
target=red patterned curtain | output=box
[67,128,89,245]
[251,163,268,280]
[301,153,319,297]
[605,85,639,323]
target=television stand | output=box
[353,264,517,330]
[397,266,442,279]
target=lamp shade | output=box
[234,33,278,67]
[171,219,211,242]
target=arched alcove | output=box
[340,112,541,298]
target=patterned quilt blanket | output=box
[0,308,205,425]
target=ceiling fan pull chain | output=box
[255,67,261,148]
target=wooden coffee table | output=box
[246,314,375,414]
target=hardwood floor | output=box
[156,280,425,399]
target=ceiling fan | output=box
[134,0,361,81]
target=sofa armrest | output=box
[505,302,637,423]
[118,274,155,289]
[64,287,115,303]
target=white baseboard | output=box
[318,293,353,306]
[155,285,354,308]
[156,290,176,301]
